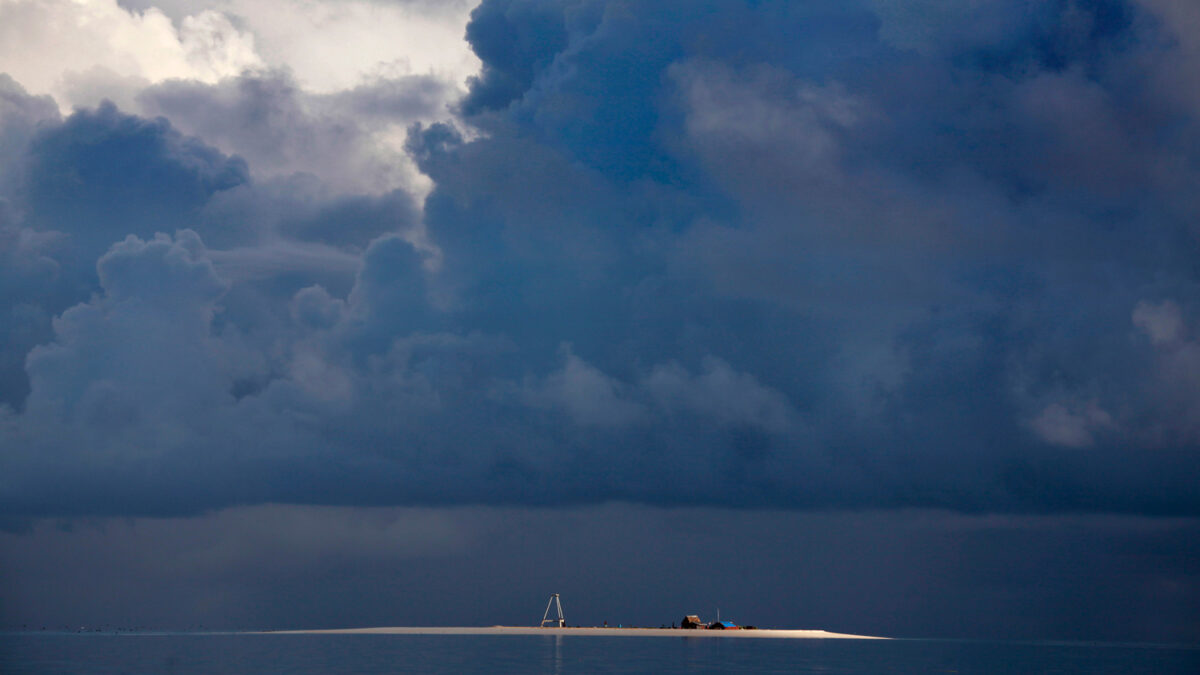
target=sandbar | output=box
[263,626,886,639]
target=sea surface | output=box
[1,632,1197,674]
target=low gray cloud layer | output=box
[2,0,1200,520]
[3,505,1196,642]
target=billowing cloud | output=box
[200,0,481,93]
[0,0,262,110]
[22,101,249,252]
[136,71,453,195]
[1,0,1200,523]
[1,0,481,112]
[24,231,231,424]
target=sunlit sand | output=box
[263,626,887,639]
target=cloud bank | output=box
[2,0,1200,518]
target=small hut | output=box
[681,615,704,629]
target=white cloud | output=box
[0,0,262,110]
[0,0,480,122]
[211,0,481,93]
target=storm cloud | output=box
[1,0,1199,522]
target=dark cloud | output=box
[23,101,248,252]
[0,75,59,194]
[137,70,454,195]
[0,92,250,409]
[459,0,575,115]
[1,0,1200,525]
[404,0,1200,514]
[0,76,429,409]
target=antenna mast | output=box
[540,593,565,628]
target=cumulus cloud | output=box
[207,0,480,93]
[0,0,480,112]
[2,0,1200,520]
[136,71,453,195]
[0,0,262,110]
[0,76,60,192]
[22,101,249,253]
[23,231,231,424]
[0,225,61,409]
[0,0,476,204]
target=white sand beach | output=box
[263,626,887,639]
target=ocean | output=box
[2,632,1197,674]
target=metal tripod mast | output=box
[540,593,565,627]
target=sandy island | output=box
[263,626,887,639]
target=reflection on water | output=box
[1,633,1197,674]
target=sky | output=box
[0,0,1198,643]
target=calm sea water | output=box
[2,633,1197,674]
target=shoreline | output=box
[261,626,888,639]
